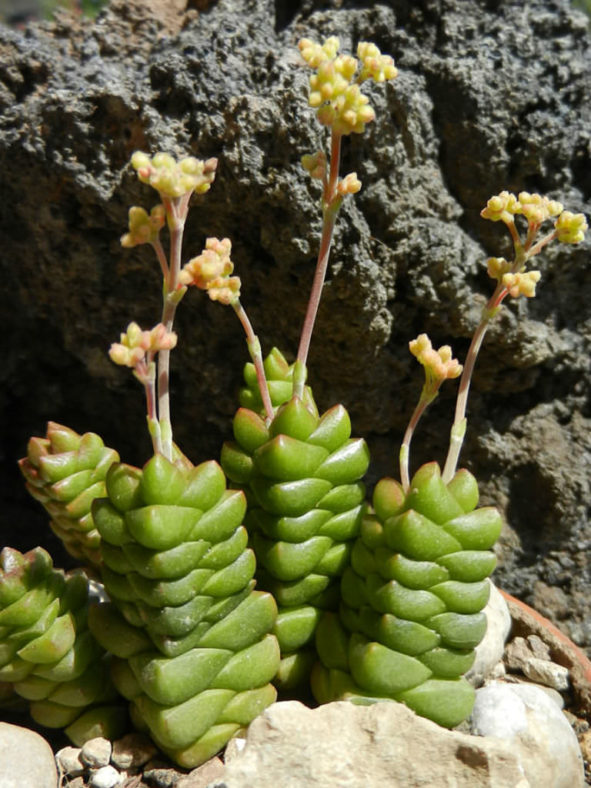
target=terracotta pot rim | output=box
[500,588,591,718]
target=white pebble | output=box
[471,680,584,786]
[89,764,123,788]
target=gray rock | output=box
[55,745,85,777]
[81,736,112,768]
[1,0,590,651]
[522,656,570,691]
[214,699,577,787]
[65,778,86,788]
[178,757,225,787]
[526,634,552,660]
[110,732,157,770]
[471,681,584,787]
[466,582,512,687]
[506,636,537,671]
[0,722,58,788]
[143,760,183,787]
[505,633,571,689]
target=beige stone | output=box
[218,700,554,787]
[0,722,58,788]
[178,756,225,787]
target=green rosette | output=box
[0,546,125,745]
[222,351,370,691]
[239,347,316,416]
[19,422,119,570]
[311,462,502,728]
[89,453,280,768]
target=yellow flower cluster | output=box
[501,271,541,298]
[480,191,521,223]
[554,210,588,244]
[357,42,398,83]
[299,36,341,68]
[481,190,587,242]
[298,36,397,135]
[517,192,563,226]
[487,257,541,298]
[180,237,241,305]
[409,334,463,384]
[120,205,166,248]
[130,152,218,199]
[109,322,177,368]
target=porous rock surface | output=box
[0,0,589,646]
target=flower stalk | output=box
[440,192,587,482]
[113,153,218,459]
[293,36,398,399]
[294,131,343,399]
[179,236,275,423]
[400,335,462,492]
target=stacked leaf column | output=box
[0,546,124,745]
[312,462,502,727]
[223,350,370,689]
[89,453,280,767]
[19,422,119,571]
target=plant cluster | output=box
[5,36,588,767]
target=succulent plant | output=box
[309,186,587,726]
[312,463,501,727]
[222,350,370,690]
[12,33,588,769]
[88,453,280,767]
[0,546,125,745]
[19,422,119,570]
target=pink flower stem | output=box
[156,193,191,460]
[151,237,170,281]
[441,218,555,483]
[293,131,343,400]
[233,300,274,423]
[135,359,162,455]
[441,281,508,484]
[399,386,440,493]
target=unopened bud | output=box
[337,172,362,196]
[502,270,541,298]
[486,257,512,281]
[409,333,463,385]
[555,210,588,244]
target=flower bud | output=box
[299,36,395,135]
[502,270,541,298]
[409,334,463,384]
[486,257,512,281]
[337,173,362,196]
[120,204,165,248]
[180,237,237,301]
[127,152,218,199]
[555,210,588,244]
[481,191,519,223]
[207,275,241,305]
